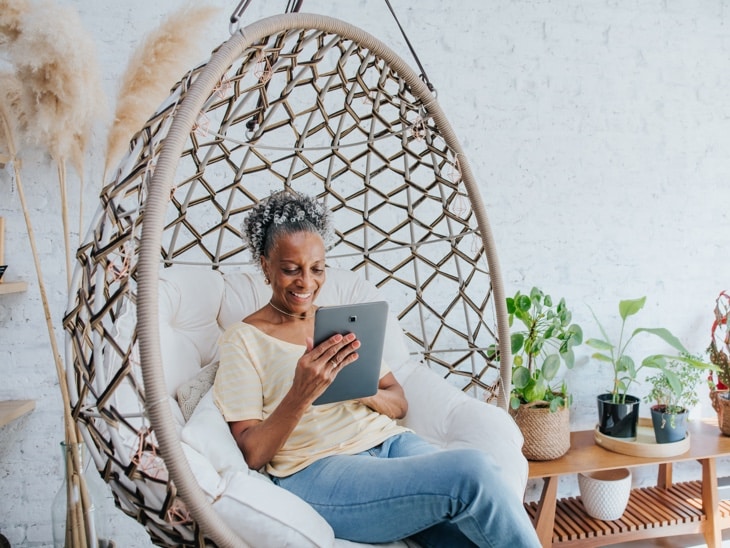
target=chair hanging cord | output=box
[284,0,304,12]
[229,0,253,25]
[231,0,303,25]
[383,0,435,93]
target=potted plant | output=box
[643,353,708,443]
[708,290,730,435]
[586,296,693,439]
[507,287,583,460]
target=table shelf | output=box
[0,399,35,427]
[525,480,730,546]
[526,421,730,547]
[0,280,28,295]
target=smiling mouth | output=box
[290,291,312,299]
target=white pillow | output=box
[180,390,336,547]
[213,469,335,548]
[181,389,247,475]
[159,266,225,396]
[177,362,219,422]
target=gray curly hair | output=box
[242,190,334,265]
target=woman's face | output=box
[262,230,326,314]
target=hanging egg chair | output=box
[64,11,518,547]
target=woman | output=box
[213,191,539,547]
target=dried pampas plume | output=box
[8,0,105,174]
[105,3,221,177]
[0,72,25,163]
[0,0,31,45]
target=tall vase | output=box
[51,442,115,547]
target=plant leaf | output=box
[633,327,688,354]
[511,332,525,354]
[619,296,646,320]
[586,338,613,351]
[568,324,583,345]
[516,294,532,312]
[561,347,576,369]
[617,354,634,374]
[542,354,561,380]
[512,366,531,389]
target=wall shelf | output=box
[0,280,28,295]
[0,399,35,428]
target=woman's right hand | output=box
[291,332,361,404]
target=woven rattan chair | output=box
[64,13,515,546]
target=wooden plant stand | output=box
[525,419,730,547]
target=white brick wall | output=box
[0,0,728,545]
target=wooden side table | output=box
[525,419,730,547]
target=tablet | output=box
[312,301,388,405]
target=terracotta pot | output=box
[510,404,570,461]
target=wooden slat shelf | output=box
[0,399,35,427]
[525,480,730,546]
[0,280,28,295]
[527,421,730,547]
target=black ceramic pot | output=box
[650,404,688,443]
[597,393,640,438]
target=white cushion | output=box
[177,362,219,421]
[181,389,247,475]
[181,389,337,546]
[214,469,336,548]
[397,364,527,501]
[159,266,224,397]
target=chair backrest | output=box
[64,13,512,546]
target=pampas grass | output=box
[3,1,220,543]
[6,0,105,284]
[105,3,220,176]
[0,72,25,164]
[2,2,105,545]
[1,69,96,548]
[0,0,30,44]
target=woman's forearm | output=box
[358,373,408,419]
[231,391,309,470]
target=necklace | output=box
[268,300,315,320]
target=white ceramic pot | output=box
[578,468,632,521]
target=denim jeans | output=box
[272,432,540,547]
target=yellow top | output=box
[214,322,408,477]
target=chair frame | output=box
[65,13,512,546]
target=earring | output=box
[264,276,270,285]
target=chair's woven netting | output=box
[63,14,511,546]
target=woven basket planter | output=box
[711,389,730,435]
[510,404,570,461]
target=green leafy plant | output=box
[644,353,712,428]
[586,296,696,404]
[508,287,583,412]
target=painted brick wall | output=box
[0,0,728,545]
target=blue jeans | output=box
[272,432,540,547]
